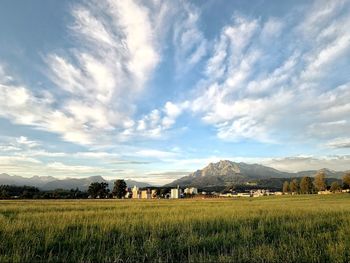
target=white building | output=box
[237,193,251,197]
[219,193,235,197]
[318,190,332,195]
[170,186,182,199]
[132,186,141,199]
[141,189,157,199]
[184,187,198,195]
[251,189,270,197]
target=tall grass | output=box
[0,195,349,262]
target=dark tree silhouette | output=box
[343,173,350,190]
[300,177,313,194]
[330,182,341,193]
[88,182,109,198]
[112,180,127,199]
[313,171,327,191]
[282,181,290,194]
[289,179,299,193]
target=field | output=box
[1,195,350,262]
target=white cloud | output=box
[0,156,42,165]
[264,156,350,172]
[188,2,350,145]
[46,0,162,141]
[119,101,189,140]
[0,0,169,146]
[133,149,178,159]
[260,18,284,42]
[16,136,40,148]
[46,162,110,174]
[0,158,116,178]
[326,138,350,149]
[173,2,208,73]
[299,0,346,38]
[0,136,41,153]
[205,15,258,80]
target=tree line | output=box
[0,185,88,199]
[87,180,127,199]
[282,172,350,194]
[0,180,128,199]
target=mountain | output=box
[167,160,347,189]
[0,173,151,190]
[42,176,107,191]
[295,168,345,179]
[0,173,56,188]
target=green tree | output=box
[313,171,327,191]
[88,182,109,198]
[0,188,9,199]
[289,179,299,193]
[300,177,313,194]
[330,182,341,193]
[112,180,127,199]
[282,181,290,194]
[343,173,350,190]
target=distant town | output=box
[126,178,350,200]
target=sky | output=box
[0,0,350,185]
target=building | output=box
[132,186,141,199]
[125,190,132,199]
[219,193,235,197]
[170,186,182,199]
[151,189,157,198]
[132,187,157,199]
[237,193,251,197]
[251,189,270,197]
[141,189,151,199]
[141,189,157,199]
[184,187,198,195]
[318,190,332,195]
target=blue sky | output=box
[1,0,350,184]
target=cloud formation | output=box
[1,0,166,145]
[188,0,350,146]
[0,0,350,183]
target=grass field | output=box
[0,195,350,262]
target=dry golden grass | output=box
[0,194,350,262]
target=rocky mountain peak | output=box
[203,160,241,176]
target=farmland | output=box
[1,195,350,262]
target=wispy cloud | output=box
[173,2,208,74]
[264,155,350,172]
[326,138,350,149]
[133,149,179,160]
[188,1,350,145]
[0,0,166,146]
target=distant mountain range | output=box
[166,160,347,188]
[0,173,151,190]
[1,160,348,191]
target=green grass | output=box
[0,195,350,262]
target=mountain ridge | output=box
[1,160,348,190]
[166,160,347,188]
[0,173,151,190]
